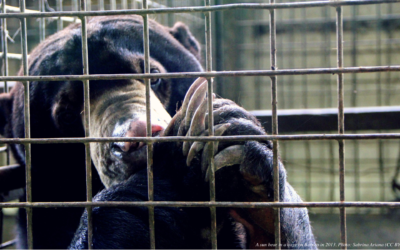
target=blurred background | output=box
[0,0,399,248]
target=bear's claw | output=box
[204,145,245,181]
[186,123,230,166]
[178,77,249,182]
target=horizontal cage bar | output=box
[0,133,398,144]
[0,66,398,82]
[0,0,398,18]
[1,201,400,208]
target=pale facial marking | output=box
[89,80,171,187]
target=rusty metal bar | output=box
[19,0,33,248]
[1,0,8,93]
[0,65,399,82]
[1,201,400,208]
[78,1,93,248]
[350,6,361,207]
[336,5,347,250]
[0,0,8,240]
[300,6,312,205]
[376,1,388,206]
[1,0,9,167]
[0,0,399,18]
[269,0,281,248]
[204,0,217,248]
[141,0,156,248]
[0,133,398,144]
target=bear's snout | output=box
[112,120,165,153]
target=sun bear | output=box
[0,15,202,248]
[0,16,316,249]
[69,77,317,249]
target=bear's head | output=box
[0,15,203,188]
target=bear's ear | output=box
[169,22,201,61]
[0,93,12,136]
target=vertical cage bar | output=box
[56,0,63,31]
[111,0,116,10]
[39,0,45,42]
[323,6,335,213]
[142,0,156,248]
[2,0,9,167]
[205,0,217,248]
[376,5,385,207]
[79,0,93,248]
[19,0,33,248]
[350,6,360,209]
[300,7,311,203]
[336,5,347,250]
[0,0,4,231]
[269,0,280,249]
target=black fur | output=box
[0,15,316,249]
[0,16,202,249]
[70,98,317,249]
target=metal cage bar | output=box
[269,0,281,248]
[141,0,156,248]
[1,0,9,166]
[19,0,33,248]
[0,65,398,81]
[78,0,93,248]
[0,0,399,19]
[0,133,398,144]
[204,0,217,248]
[0,0,399,249]
[335,5,347,250]
[0,0,8,243]
[2,200,400,209]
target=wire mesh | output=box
[0,0,399,249]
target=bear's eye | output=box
[150,69,161,87]
[58,110,78,125]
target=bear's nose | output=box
[112,120,164,153]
